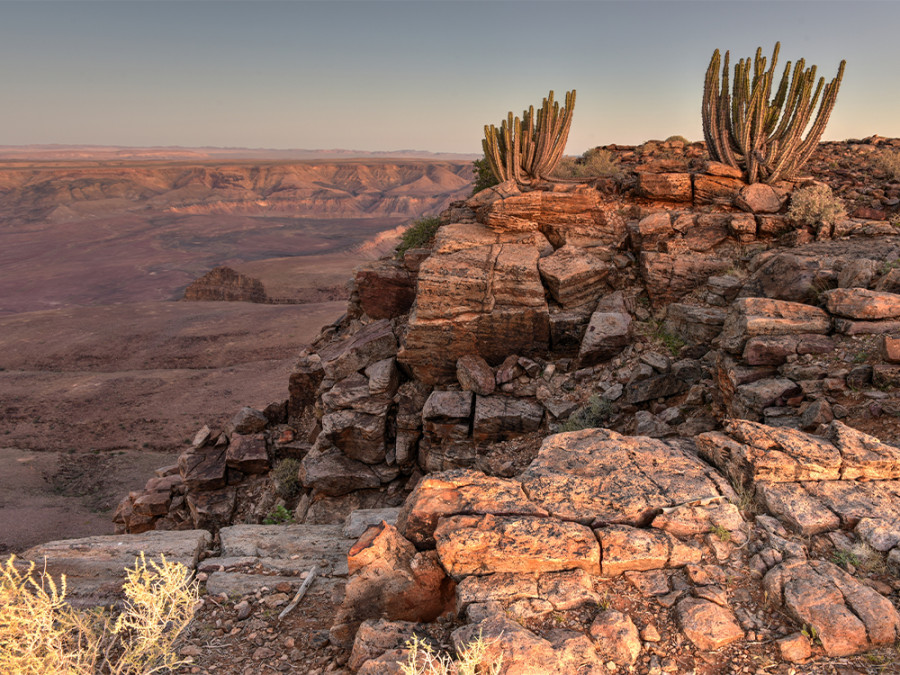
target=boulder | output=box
[595,525,701,576]
[640,252,732,307]
[321,409,386,464]
[179,445,227,492]
[396,469,547,549]
[456,569,600,619]
[456,355,495,396]
[823,287,900,320]
[577,310,631,367]
[355,259,415,319]
[676,597,744,650]
[299,446,382,496]
[230,406,268,434]
[663,304,726,345]
[537,245,611,308]
[628,211,673,252]
[736,183,786,213]
[472,395,544,443]
[764,559,900,656]
[288,353,324,419]
[434,514,601,577]
[186,489,236,530]
[719,297,831,355]
[330,523,454,648]
[519,428,726,526]
[225,433,269,474]
[635,172,692,202]
[589,610,641,666]
[319,319,398,381]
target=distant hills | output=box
[0,145,480,162]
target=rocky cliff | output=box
[21,137,900,674]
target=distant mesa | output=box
[183,266,267,303]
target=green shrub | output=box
[559,395,613,432]
[396,216,442,257]
[1,553,198,675]
[263,504,295,525]
[552,148,621,180]
[873,149,900,181]
[472,156,499,195]
[788,184,848,228]
[272,458,302,500]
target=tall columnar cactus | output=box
[482,90,576,184]
[702,43,845,184]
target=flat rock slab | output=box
[434,514,600,577]
[823,287,900,320]
[764,559,900,656]
[719,297,831,355]
[519,428,727,527]
[219,524,350,576]
[456,569,600,618]
[396,469,547,549]
[698,420,900,485]
[22,529,212,606]
[595,524,702,576]
[676,597,744,651]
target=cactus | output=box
[702,43,845,184]
[482,90,576,184]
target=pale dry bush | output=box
[400,633,502,675]
[1,553,198,675]
[552,149,621,180]
[788,184,847,228]
[873,148,900,181]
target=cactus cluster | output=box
[482,89,576,185]
[702,42,845,184]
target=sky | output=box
[0,0,898,154]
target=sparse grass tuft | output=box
[396,216,443,257]
[400,633,502,675]
[0,553,198,675]
[559,395,613,432]
[873,149,900,181]
[710,524,731,542]
[272,458,302,500]
[552,148,622,180]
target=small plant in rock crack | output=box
[800,623,821,645]
[559,395,613,432]
[400,632,502,675]
[263,504,295,525]
[272,458,302,499]
[710,524,731,542]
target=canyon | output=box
[0,154,474,553]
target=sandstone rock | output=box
[731,377,803,420]
[230,406,268,435]
[537,245,610,308]
[319,319,398,382]
[355,259,415,319]
[882,335,900,363]
[755,482,841,535]
[131,491,171,517]
[365,358,399,397]
[183,266,266,302]
[589,610,641,666]
[349,619,427,672]
[719,297,831,355]
[434,514,600,577]
[225,433,269,474]
[778,632,812,663]
[472,395,543,443]
[299,446,381,496]
[826,420,900,480]
[837,258,878,289]
[456,354,495,395]
[179,445,227,492]
[400,244,549,384]
[640,252,731,307]
[676,597,744,650]
[549,304,592,354]
[663,303,726,345]
[478,187,627,249]
[764,559,900,656]
[431,221,553,257]
[218,522,349,574]
[636,172,692,202]
[705,161,744,179]
[321,409,386,464]
[693,173,745,206]
[729,213,757,242]
[456,569,600,618]
[288,353,324,419]
[629,212,674,252]
[651,502,744,537]
[22,530,212,607]
[624,371,690,405]
[186,489,236,530]
[331,523,454,648]
[823,287,900,320]
[396,469,547,549]
[736,183,786,213]
[577,310,631,367]
[595,525,700,576]
[520,428,725,526]
[451,614,557,675]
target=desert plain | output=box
[0,150,473,553]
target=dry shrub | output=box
[1,553,198,675]
[400,633,502,675]
[874,148,900,181]
[788,183,847,228]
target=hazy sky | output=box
[1,0,897,153]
